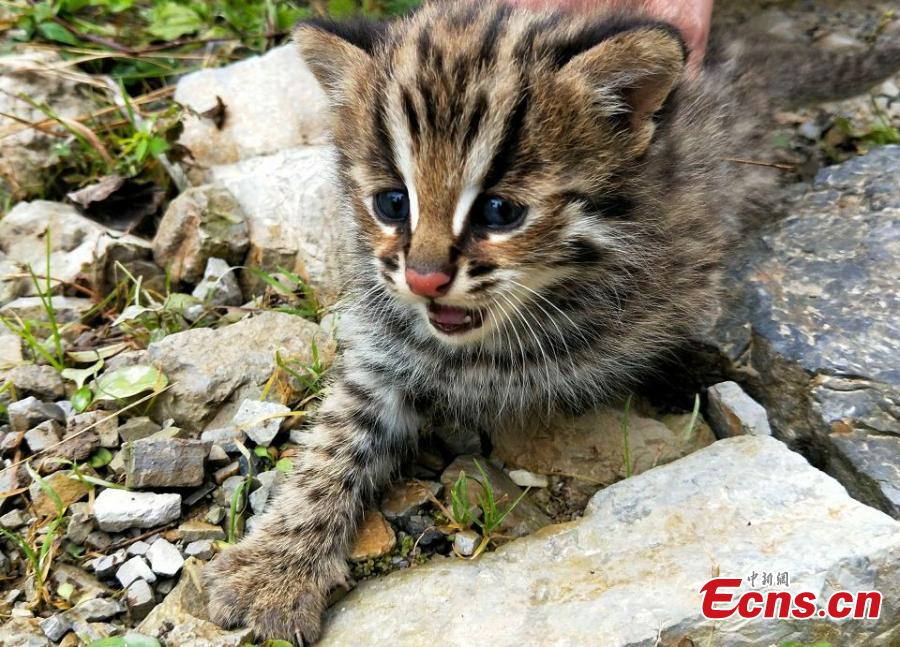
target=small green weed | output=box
[434,460,531,559]
[0,463,67,604]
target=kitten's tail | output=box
[718,28,900,109]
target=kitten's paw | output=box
[205,542,339,645]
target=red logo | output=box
[700,577,881,620]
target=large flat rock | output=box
[697,146,900,518]
[145,311,327,432]
[174,45,330,166]
[320,436,899,646]
[211,147,344,305]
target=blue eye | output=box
[374,190,410,223]
[473,195,526,230]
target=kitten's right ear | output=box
[294,19,387,103]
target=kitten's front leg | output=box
[205,370,418,645]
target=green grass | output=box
[438,459,531,558]
[0,233,67,371]
[0,462,67,604]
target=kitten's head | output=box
[295,2,695,347]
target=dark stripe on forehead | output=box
[372,88,401,180]
[476,5,512,67]
[483,83,530,189]
[562,191,635,220]
[401,88,421,140]
[514,12,564,62]
[462,91,487,149]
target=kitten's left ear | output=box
[559,23,686,153]
[294,19,387,104]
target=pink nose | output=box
[405,268,453,298]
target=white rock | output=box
[319,437,900,646]
[0,201,151,298]
[127,540,151,557]
[232,399,290,446]
[126,578,156,621]
[211,146,343,305]
[146,538,184,577]
[174,45,330,166]
[507,469,549,488]
[707,381,772,438]
[191,257,242,307]
[116,556,157,588]
[93,489,181,532]
[184,539,214,560]
[452,530,479,557]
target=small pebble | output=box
[185,539,215,560]
[127,540,151,557]
[508,469,549,488]
[126,578,156,621]
[0,509,30,530]
[146,538,184,577]
[453,530,480,557]
[116,556,157,588]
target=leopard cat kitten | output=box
[206,2,899,643]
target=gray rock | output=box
[39,613,70,642]
[248,469,283,514]
[320,437,900,646]
[39,598,123,642]
[200,426,246,454]
[139,558,251,645]
[71,597,124,621]
[123,437,209,488]
[6,396,65,432]
[210,146,343,305]
[452,530,479,557]
[7,364,64,401]
[84,530,112,551]
[126,579,156,621]
[191,257,242,307]
[64,502,93,545]
[0,617,48,646]
[146,311,327,431]
[0,508,30,529]
[23,419,62,453]
[0,201,151,298]
[117,416,161,443]
[146,538,184,577]
[152,185,249,284]
[127,540,151,557]
[0,50,94,205]
[232,399,290,447]
[206,505,225,525]
[184,539,214,560]
[0,295,93,324]
[116,556,157,588]
[699,147,900,517]
[69,411,119,449]
[51,423,101,464]
[706,381,772,438]
[174,45,330,167]
[94,489,181,532]
[89,549,126,579]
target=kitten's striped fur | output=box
[206,2,900,643]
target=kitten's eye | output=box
[373,190,410,224]
[473,195,527,230]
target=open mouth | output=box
[427,302,485,335]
